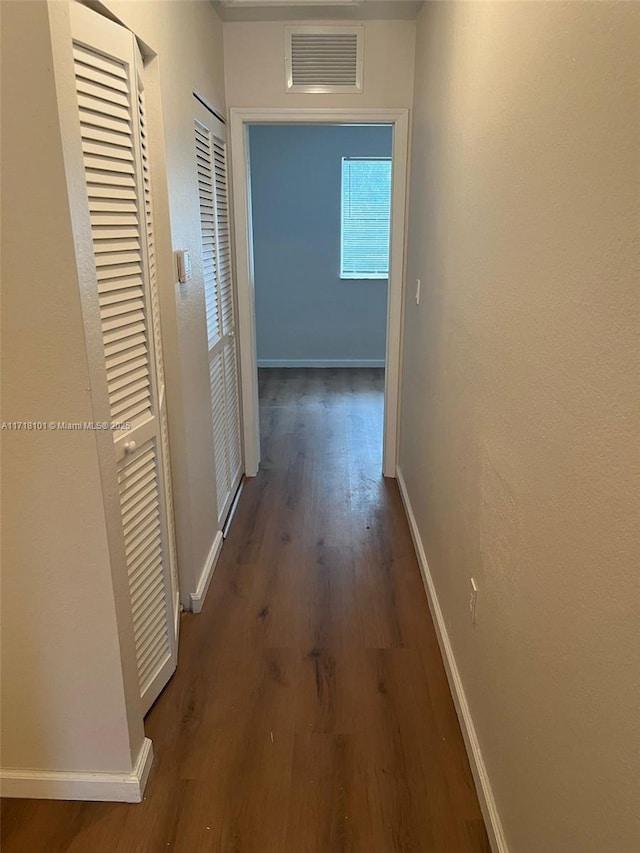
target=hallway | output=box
[1,369,489,852]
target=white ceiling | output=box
[211,1,425,23]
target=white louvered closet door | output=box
[194,101,243,528]
[70,3,178,715]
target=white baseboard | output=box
[0,737,153,803]
[396,467,508,853]
[257,359,385,368]
[189,530,223,613]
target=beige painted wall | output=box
[1,0,228,785]
[399,2,640,851]
[0,0,144,776]
[100,0,228,605]
[223,19,415,108]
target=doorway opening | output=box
[230,109,409,479]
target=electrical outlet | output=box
[469,578,478,625]
[415,278,421,305]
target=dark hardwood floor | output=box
[1,368,490,852]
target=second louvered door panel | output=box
[71,3,177,715]
[195,101,242,528]
[136,50,180,636]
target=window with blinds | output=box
[340,157,392,280]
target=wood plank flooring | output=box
[1,368,490,852]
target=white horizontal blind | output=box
[340,157,392,279]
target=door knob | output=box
[124,440,137,455]
[229,331,235,338]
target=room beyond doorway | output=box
[229,108,409,479]
[249,124,391,373]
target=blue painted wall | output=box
[248,124,392,366]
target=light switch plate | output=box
[176,249,192,284]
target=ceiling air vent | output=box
[285,26,364,94]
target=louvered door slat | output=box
[100,295,145,316]
[95,238,140,255]
[91,212,138,229]
[116,437,170,694]
[137,83,179,613]
[129,563,163,603]
[81,124,132,149]
[134,603,167,659]
[93,226,139,241]
[213,139,235,336]
[210,349,230,518]
[122,499,159,542]
[87,170,136,188]
[195,119,221,350]
[99,288,143,310]
[77,93,131,125]
[84,157,135,178]
[120,466,158,512]
[137,625,169,685]
[224,339,242,486]
[96,264,141,283]
[102,311,146,333]
[126,528,161,575]
[104,342,147,368]
[105,337,146,364]
[102,319,145,346]
[89,187,137,203]
[131,579,164,619]
[134,598,168,653]
[97,274,143,293]
[138,637,170,692]
[112,394,150,422]
[81,114,132,137]
[119,443,155,484]
[129,554,163,599]
[107,357,147,385]
[110,377,150,407]
[76,75,130,107]
[73,44,128,79]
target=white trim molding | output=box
[0,738,154,803]
[257,359,385,368]
[189,531,224,613]
[396,467,509,853]
[229,107,409,479]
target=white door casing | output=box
[229,108,409,479]
[70,2,178,715]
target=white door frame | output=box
[229,108,409,478]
